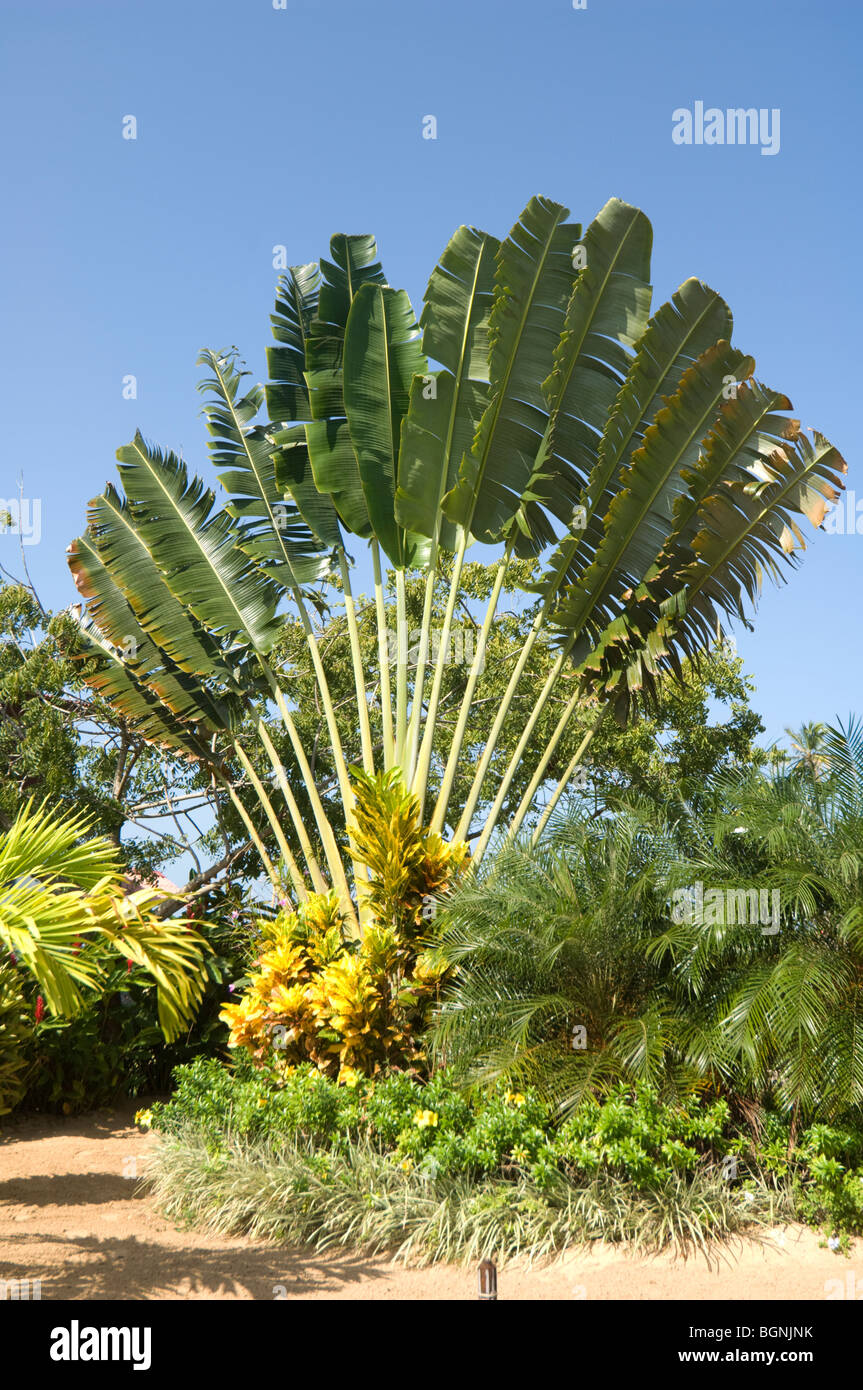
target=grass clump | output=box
[146,1124,778,1267]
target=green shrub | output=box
[146,1060,863,1254]
[150,1063,734,1191]
[18,904,249,1114]
[727,1116,863,1241]
[0,964,32,1116]
[794,1124,863,1240]
[555,1089,730,1189]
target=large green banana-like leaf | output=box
[534,200,653,523]
[305,237,388,426]
[601,342,753,585]
[575,386,846,713]
[271,423,343,549]
[555,340,753,655]
[67,534,242,736]
[85,484,240,683]
[305,419,372,537]
[315,233,387,338]
[396,224,499,551]
[534,277,735,606]
[302,235,389,537]
[668,423,845,637]
[266,261,320,424]
[115,433,283,652]
[197,347,333,587]
[442,196,579,541]
[343,282,430,567]
[264,264,345,549]
[67,609,212,754]
[661,380,800,555]
[508,198,654,556]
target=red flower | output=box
[35,996,45,1024]
[126,959,133,974]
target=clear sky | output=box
[2,0,860,748]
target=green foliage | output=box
[433,726,863,1125]
[20,904,246,1113]
[789,1125,863,1240]
[220,881,455,1082]
[0,800,213,1115]
[147,1127,765,1266]
[650,730,863,1121]
[150,1062,731,1188]
[145,1066,784,1262]
[0,964,32,1115]
[66,195,844,918]
[0,582,215,877]
[554,1088,730,1189]
[430,801,687,1108]
[145,1062,863,1260]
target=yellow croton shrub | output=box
[220,772,468,1082]
[219,889,449,1081]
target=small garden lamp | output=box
[478,1259,498,1301]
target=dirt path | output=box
[0,1100,856,1300]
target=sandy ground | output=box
[0,1100,857,1301]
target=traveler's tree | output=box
[67,195,845,931]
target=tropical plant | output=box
[349,768,468,936]
[0,800,210,1050]
[220,770,465,1080]
[20,889,253,1114]
[259,566,764,862]
[782,720,830,782]
[429,800,692,1110]
[66,194,845,928]
[432,720,863,1128]
[145,1065,786,1262]
[0,579,261,897]
[651,716,863,1128]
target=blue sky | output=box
[2,0,860,749]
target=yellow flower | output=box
[413,1108,438,1129]
[400,1157,415,1173]
[504,1091,526,1107]
[338,1065,362,1089]
[134,1109,153,1130]
[257,1096,267,1107]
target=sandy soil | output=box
[0,1100,857,1301]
